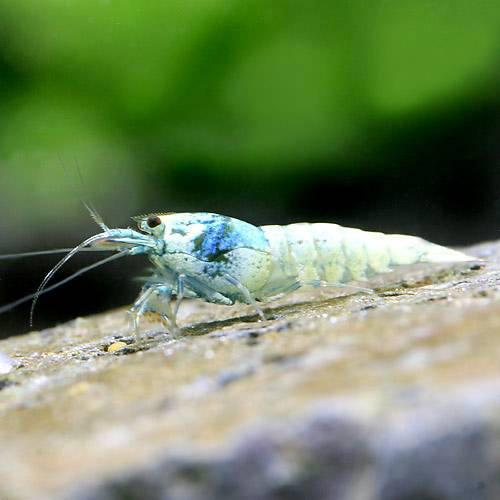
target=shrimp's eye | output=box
[146,215,162,229]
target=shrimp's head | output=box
[130,212,273,295]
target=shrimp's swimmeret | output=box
[0,212,476,334]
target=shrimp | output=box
[0,212,476,336]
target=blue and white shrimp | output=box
[0,212,475,336]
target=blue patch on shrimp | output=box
[190,215,268,261]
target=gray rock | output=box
[1,241,500,500]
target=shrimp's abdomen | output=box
[260,223,473,291]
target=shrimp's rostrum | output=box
[0,212,476,335]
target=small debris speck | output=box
[107,341,128,353]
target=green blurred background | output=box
[1,0,499,336]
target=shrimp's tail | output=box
[383,234,477,266]
[260,223,480,289]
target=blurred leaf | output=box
[0,0,498,227]
[367,1,500,115]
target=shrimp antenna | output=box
[0,249,82,259]
[59,154,109,231]
[83,201,108,232]
[0,160,110,261]
[73,157,108,231]
[0,251,128,317]
[29,233,116,326]
[0,247,111,260]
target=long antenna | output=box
[29,233,111,326]
[0,251,128,316]
[0,248,111,260]
[58,153,108,231]
[0,249,81,259]
[73,156,108,231]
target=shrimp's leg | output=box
[159,275,187,337]
[173,274,185,317]
[128,285,158,341]
[150,285,180,336]
[260,279,374,302]
[159,305,179,337]
[224,273,265,320]
[183,275,234,306]
[129,284,180,340]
